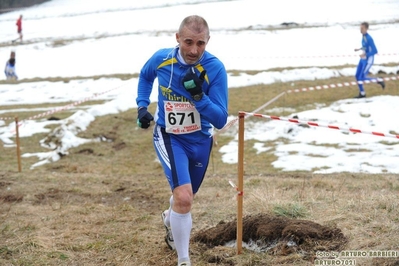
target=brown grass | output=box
[1,74,399,265]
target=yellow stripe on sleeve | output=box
[157,58,177,69]
[195,64,209,84]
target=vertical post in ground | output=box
[237,111,245,254]
[15,117,22,172]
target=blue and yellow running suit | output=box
[136,47,228,193]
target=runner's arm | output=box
[136,56,157,108]
[366,35,378,57]
[194,67,228,129]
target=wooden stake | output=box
[15,117,22,172]
[236,111,245,254]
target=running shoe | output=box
[354,93,366,98]
[377,78,385,89]
[161,210,175,250]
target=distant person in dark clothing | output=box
[5,51,18,80]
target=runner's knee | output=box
[172,185,193,213]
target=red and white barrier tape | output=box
[1,80,133,135]
[243,112,399,140]
[215,76,398,136]
[287,76,398,93]
[18,80,131,125]
[216,119,238,135]
[213,91,286,137]
[232,53,399,60]
[0,117,16,121]
[229,180,243,196]
[24,83,127,122]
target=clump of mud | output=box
[0,193,23,203]
[192,213,347,256]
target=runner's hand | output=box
[182,67,206,96]
[137,107,153,129]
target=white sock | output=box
[164,195,173,227]
[170,210,191,264]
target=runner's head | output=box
[176,15,210,65]
[360,22,369,34]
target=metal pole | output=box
[236,111,245,254]
[15,117,22,172]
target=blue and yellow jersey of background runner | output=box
[136,47,228,142]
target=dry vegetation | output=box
[1,73,399,265]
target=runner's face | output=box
[176,26,210,64]
[360,25,367,34]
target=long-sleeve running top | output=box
[136,47,228,142]
[362,33,378,58]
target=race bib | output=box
[164,101,201,134]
